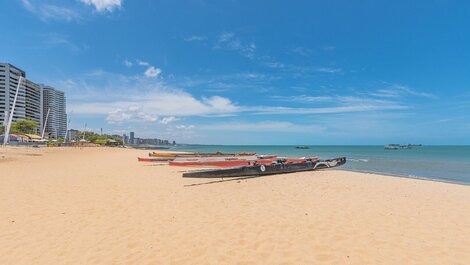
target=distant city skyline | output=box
[1,0,470,144]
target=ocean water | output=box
[169,145,470,185]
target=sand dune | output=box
[1,147,469,264]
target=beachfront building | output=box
[1,62,67,138]
[42,86,67,138]
[68,129,80,141]
[25,79,43,134]
[0,63,27,126]
[129,131,135,144]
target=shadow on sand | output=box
[184,174,272,187]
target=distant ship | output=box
[384,144,411,150]
[295,146,310,149]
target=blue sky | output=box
[1,0,469,144]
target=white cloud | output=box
[315,67,342,73]
[184,35,206,42]
[144,66,162,78]
[137,112,158,122]
[137,60,150,66]
[79,0,122,12]
[214,32,256,59]
[272,95,333,103]
[160,116,179,124]
[176,125,195,130]
[133,60,162,78]
[106,106,157,124]
[123,59,133,67]
[21,0,82,22]
[372,84,436,99]
[63,70,411,128]
[106,108,133,123]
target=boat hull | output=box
[182,157,346,178]
[138,157,172,162]
[149,152,257,158]
[170,159,274,167]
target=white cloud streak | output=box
[21,0,82,22]
[372,84,436,99]
[79,0,122,12]
[184,35,206,42]
[214,32,256,59]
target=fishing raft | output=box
[182,157,346,178]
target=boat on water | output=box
[169,155,275,167]
[295,146,309,149]
[384,144,411,150]
[182,157,346,178]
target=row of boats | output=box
[138,151,310,167]
[137,151,347,178]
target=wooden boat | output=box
[149,152,190,158]
[137,157,173,162]
[149,151,256,158]
[276,157,318,163]
[182,157,346,178]
[169,155,273,167]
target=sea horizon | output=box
[163,145,470,185]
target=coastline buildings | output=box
[0,63,26,125]
[0,63,66,138]
[42,86,67,138]
[129,131,135,145]
[25,79,43,134]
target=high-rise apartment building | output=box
[0,63,27,125]
[25,79,43,134]
[129,131,135,145]
[42,86,67,138]
[1,63,67,138]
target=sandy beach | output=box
[1,147,469,264]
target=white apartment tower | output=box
[0,63,27,125]
[25,79,43,134]
[42,86,67,138]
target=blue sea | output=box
[169,145,470,185]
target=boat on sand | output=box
[169,155,274,167]
[149,151,256,158]
[137,157,173,162]
[182,157,346,178]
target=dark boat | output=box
[295,146,309,149]
[182,157,346,178]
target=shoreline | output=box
[3,145,470,186]
[339,168,470,187]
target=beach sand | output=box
[1,147,469,264]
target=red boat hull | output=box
[138,157,172,162]
[169,159,274,167]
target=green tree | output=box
[0,124,4,134]
[10,119,39,134]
